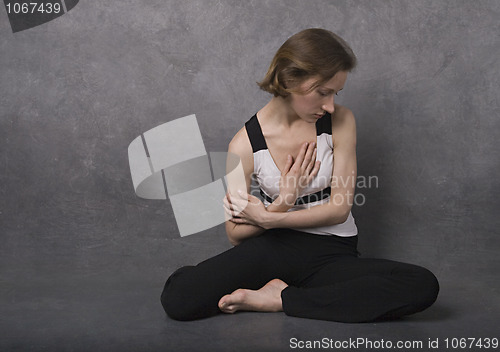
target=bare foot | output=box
[218,278,288,314]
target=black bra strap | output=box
[260,187,332,206]
[244,115,267,153]
[315,112,332,135]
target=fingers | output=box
[229,217,245,224]
[224,201,244,222]
[223,194,235,218]
[304,144,321,182]
[223,192,239,217]
[307,160,322,183]
[223,191,249,217]
[292,142,310,169]
[281,154,293,175]
[302,142,316,171]
[305,147,317,174]
[293,142,317,171]
[277,142,322,198]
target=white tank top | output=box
[244,113,357,237]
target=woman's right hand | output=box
[278,142,321,207]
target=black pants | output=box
[161,228,439,322]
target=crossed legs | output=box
[161,230,439,322]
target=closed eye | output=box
[317,89,339,97]
[318,90,333,97]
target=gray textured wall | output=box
[1,0,499,305]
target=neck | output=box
[259,96,302,128]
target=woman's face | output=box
[288,71,348,122]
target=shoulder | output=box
[332,104,356,128]
[228,125,254,174]
[331,104,356,147]
[229,126,253,157]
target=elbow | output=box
[330,212,349,226]
[225,222,241,246]
[229,238,241,246]
[226,233,241,246]
[338,205,351,224]
[339,211,349,224]
[327,203,351,226]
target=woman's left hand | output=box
[223,190,268,227]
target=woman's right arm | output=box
[224,128,265,246]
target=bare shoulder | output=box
[331,104,356,146]
[332,104,356,128]
[227,125,254,173]
[229,126,253,157]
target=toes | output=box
[218,296,228,309]
[219,290,246,314]
[218,295,235,313]
[223,304,235,314]
[219,302,235,314]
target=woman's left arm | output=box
[228,107,357,229]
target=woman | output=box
[161,28,439,322]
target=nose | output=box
[322,97,334,114]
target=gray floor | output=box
[2,250,499,352]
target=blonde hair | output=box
[258,28,357,97]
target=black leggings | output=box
[161,228,439,323]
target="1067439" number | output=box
[6,2,62,14]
